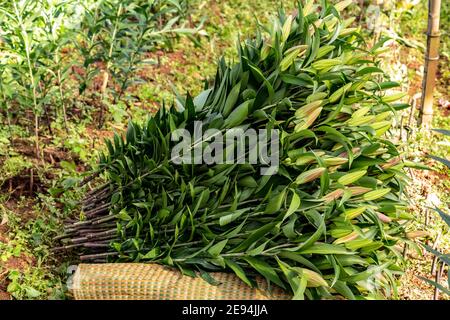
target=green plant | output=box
[40,1,76,133]
[108,102,129,124]
[58,1,414,300]
[0,203,67,300]
[74,0,202,128]
[419,207,450,297]
[0,0,75,154]
[0,0,198,145]
[0,0,43,157]
[0,63,14,138]
[0,155,33,188]
[418,129,450,297]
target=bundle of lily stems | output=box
[56,0,415,300]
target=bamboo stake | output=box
[419,0,441,126]
[433,262,444,300]
[430,231,442,275]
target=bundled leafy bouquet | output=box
[58,0,413,300]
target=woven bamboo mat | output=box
[72,263,291,300]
